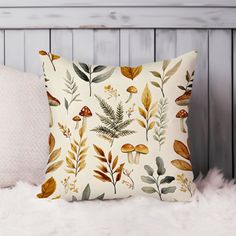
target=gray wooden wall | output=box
[1,1,236,179]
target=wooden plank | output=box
[120,29,155,66]
[1,0,236,7]
[176,30,209,177]
[72,29,94,64]
[4,30,25,71]
[94,29,119,65]
[51,29,73,60]
[0,7,236,29]
[209,30,232,179]
[24,30,50,74]
[233,30,236,178]
[0,30,4,65]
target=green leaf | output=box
[178,85,186,91]
[66,70,71,80]
[165,60,182,77]
[161,186,176,194]
[151,81,161,88]
[73,63,89,82]
[96,193,105,200]
[141,176,155,184]
[64,98,68,111]
[144,165,154,176]
[82,184,91,200]
[92,67,115,83]
[79,63,90,73]
[156,156,166,175]
[162,60,170,71]
[160,176,175,184]
[142,186,157,194]
[150,71,161,78]
[186,70,191,82]
[93,65,106,73]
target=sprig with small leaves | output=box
[153,98,168,150]
[73,63,115,96]
[39,50,60,71]
[141,156,176,201]
[176,173,194,197]
[58,122,71,139]
[93,145,125,194]
[92,95,135,146]
[150,59,182,97]
[137,84,157,141]
[178,70,195,93]
[63,70,81,113]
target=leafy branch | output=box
[39,50,60,71]
[93,145,125,194]
[150,59,182,97]
[63,70,81,113]
[153,98,168,150]
[137,84,157,141]
[178,70,195,93]
[92,95,135,147]
[176,173,194,197]
[141,156,176,201]
[73,63,115,96]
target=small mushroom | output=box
[121,144,135,164]
[79,106,92,128]
[134,144,149,164]
[176,109,188,133]
[126,86,138,103]
[175,91,191,106]
[73,115,81,129]
[47,92,60,127]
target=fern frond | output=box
[116,119,134,131]
[117,130,136,137]
[91,126,115,137]
[116,102,124,124]
[96,113,116,129]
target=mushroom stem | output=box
[134,152,141,164]
[180,118,186,133]
[125,94,132,103]
[82,117,87,128]
[127,153,133,164]
[49,106,53,127]
[75,122,80,130]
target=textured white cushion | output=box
[0,66,49,187]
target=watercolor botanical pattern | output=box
[38,51,197,202]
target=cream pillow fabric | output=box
[38,51,197,201]
[0,65,49,187]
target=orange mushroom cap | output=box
[79,106,92,117]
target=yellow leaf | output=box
[171,160,192,171]
[66,170,75,174]
[45,160,63,174]
[137,119,146,128]
[37,177,56,198]
[150,101,158,112]
[49,133,55,154]
[68,151,76,161]
[165,60,182,77]
[51,54,60,61]
[120,65,142,80]
[142,84,152,111]
[79,147,89,156]
[78,161,86,172]
[112,155,118,169]
[39,50,47,56]
[173,140,190,160]
[80,138,87,147]
[148,121,155,130]
[66,157,75,169]
[71,143,77,153]
[79,154,87,162]
[149,107,157,118]
[48,148,61,164]
[138,107,147,119]
[79,126,85,138]
[52,195,61,200]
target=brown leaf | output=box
[71,143,77,153]
[49,133,55,154]
[97,164,108,173]
[94,170,111,182]
[173,140,190,160]
[108,151,112,163]
[112,156,118,169]
[115,163,125,173]
[37,177,56,198]
[120,65,142,80]
[138,107,147,119]
[45,160,63,174]
[142,84,152,111]
[95,156,107,163]
[171,160,192,171]
[51,54,60,61]
[148,121,155,130]
[93,144,105,157]
[137,119,146,128]
[116,172,122,182]
[48,148,61,164]
[39,50,47,56]
[66,157,75,169]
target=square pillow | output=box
[38,50,197,201]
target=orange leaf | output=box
[39,50,47,56]
[93,144,105,157]
[142,84,152,111]
[95,156,107,163]
[37,177,56,198]
[48,148,61,164]
[45,160,63,174]
[97,164,108,173]
[51,54,60,61]
[171,160,192,171]
[112,156,118,169]
[94,170,111,182]
[120,65,142,80]
[108,151,112,163]
[49,133,55,154]
[173,140,190,160]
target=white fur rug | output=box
[0,169,236,236]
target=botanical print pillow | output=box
[38,50,197,202]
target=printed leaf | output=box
[92,68,115,83]
[150,71,161,78]
[120,65,142,80]
[144,165,154,176]
[116,172,122,182]
[138,107,147,119]
[39,50,47,56]
[112,156,118,169]
[64,98,69,111]
[137,119,146,128]
[37,177,56,198]
[73,63,89,82]
[156,156,166,175]
[93,144,105,157]
[178,85,186,91]
[94,171,111,182]
[51,54,60,61]
[141,186,156,194]
[173,140,190,160]
[46,160,63,174]
[66,157,75,169]
[141,176,155,184]
[93,65,106,73]
[160,176,175,184]
[151,81,161,88]
[148,121,155,130]
[82,184,91,200]
[96,193,105,200]
[108,151,112,163]
[79,63,90,73]
[97,164,108,173]
[142,84,152,111]
[68,151,76,161]
[71,143,77,153]
[171,160,192,171]
[162,60,170,71]
[48,148,61,164]
[161,186,176,194]
[49,133,55,154]
[165,60,182,77]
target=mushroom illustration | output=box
[126,86,138,103]
[79,106,92,128]
[176,109,188,133]
[121,144,135,164]
[134,144,149,164]
[175,91,191,106]
[73,115,81,130]
[47,92,60,127]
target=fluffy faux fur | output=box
[0,169,235,236]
